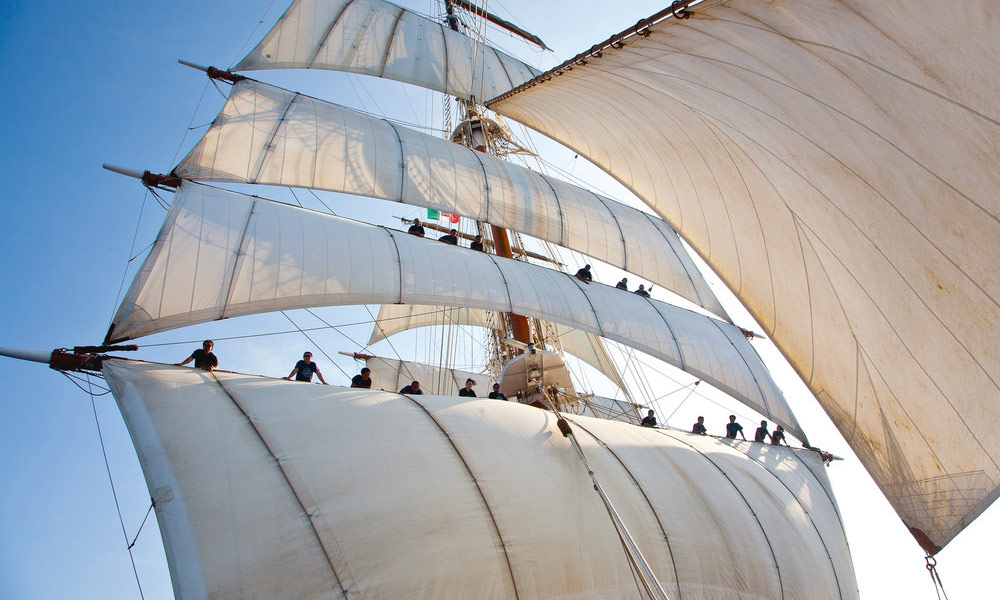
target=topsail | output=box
[489,0,1000,553]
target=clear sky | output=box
[0,0,994,598]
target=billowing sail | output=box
[105,359,857,599]
[173,79,728,320]
[489,0,1000,553]
[235,0,540,102]
[368,303,631,395]
[364,355,484,396]
[108,183,805,440]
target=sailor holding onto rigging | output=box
[175,340,218,371]
[283,351,328,384]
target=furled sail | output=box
[364,355,484,396]
[173,78,728,321]
[488,0,1000,553]
[234,0,541,102]
[104,359,857,599]
[566,395,642,425]
[108,183,805,440]
[368,303,631,394]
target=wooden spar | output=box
[449,0,551,51]
[490,225,532,343]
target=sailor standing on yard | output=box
[175,340,217,371]
[283,351,328,384]
[771,425,790,446]
[726,415,747,440]
[754,420,772,443]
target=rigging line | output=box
[109,184,148,338]
[287,187,304,207]
[305,188,339,216]
[663,383,700,427]
[281,311,352,380]
[360,305,415,381]
[228,0,279,70]
[169,78,212,167]
[82,373,146,600]
[127,500,155,550]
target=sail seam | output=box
[209,373,353,599]
[383,120,408,201]
[590,190,628,269]
[307,1,354,68]
[535,174,567,245]
[439,15,452,96]
[483,254,516,313]
[249,92,299,184]
[566,276,607,338]
[220,196,259,319]
[465,147,492,223]
[378,7,407,75]
[708,319,771,418]
[639,298,685,370]
[401,394,521,599]
[567,418,684,599]
[340,3,381,70]
[655,430,786,600]
[383,228,406,304]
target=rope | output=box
[128,500,156,550]
[280,311,352,380]
[84,374,146,599]
[925,556,950,600]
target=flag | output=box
[447,212,460,224]
[427,208,440,220]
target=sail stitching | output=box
[464,147,492,223]
[565,276,607,338]
[400,394,521,599]
[654,430,786,600]
[639,211,722,320]
[377,7,407,75]
[220,196,259,319]
[383,228,406,304]
[249,91,299,184]
[339,3,381,70]
[568,418,684,599]
[535,173,567,245]
[306,0,354,68]
[637,297,685,370]
[209,373,354,599]
[482,253,516,313]
[707,319,772,418]
[383,120,408,201]
[589,189,628,269]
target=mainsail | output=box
[369,303,632,395]
[235,0,541,102]
[105,359,856,599]
[363,355,484,395]
[488,0,1000,553]
[107,183,806,440]
[173,78,728,320]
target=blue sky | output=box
[0,0,995,598]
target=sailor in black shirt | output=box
[488,383,507,400]
[692,416,707,435]
[616,278,628,290]
[575,264,593,283]
[175,340,218,371]
[284,352,328,384]
[771,425,789,446]
[399,381,423,394]
[458,378,477,397]
[407,218,426,237]
[439,228,459,245]
[470,235,485,251]
[351,367,372,388]
[640,409,657,427]
[633,284,651,298]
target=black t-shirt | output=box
[771,430,786,445]
[692,422,707,434]
[408,224,425,236]
[294,359,320,382]
[755,426,770,442]
[190,349,218,370]
[726,422,744,438]
[459,388,476,397]
[399,385,422,395]
[575,268,592,282]
[351,374,372,388]
[470,241,485,251]
[641,416,657,427]
[616,281,628,290]
[634,289,651,298]
[440,234,458,245]
[488,390,507,400]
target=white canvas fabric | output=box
[108,184,804,440]
[173,79,727,320]
[489,0,1000,553]
[104,359,857,599]
[234,0,540,102]
[363,355,484,396]
[564,395,642,425]
[367,303,630,394]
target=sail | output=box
[368,303,631,394]
[173,78,728,320]
[104,359,857,599]
[108,183,805,440]
[566,395,641,425]
[364,355,485,396]
[488,0,1000,553]
[234,0,540,102]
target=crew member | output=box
[175,340,218,371]
[407,218,425,237]
[351,367,372,388]
[726,415,747,440]
[400,381,422,394]
[692,416,707,435]
[458,378,477,397]
[488,383,507,400]
[641,409,657,427]
[575,264,593,283]
[616,278,628,290]
[440,229,459,245]
[283,351,328,384]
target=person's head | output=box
[729,415,736,422]
[361,367,371,377]
[475,235,482,242]
[775,425,783,432]
[638,284,645,291]
[647,409,655,417]
[450,229,458,236]
[302,351,313,363]
[203,340,214,351]
[584,264,591,271]
[410,381,420,391]
[697,416,704,424]
[465,378,475,389]
[493,383,501,390]
[760,420,767,427]
[621,277,627,283]
[413,218,421,225]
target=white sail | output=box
[235,0,540,102]
[173,79,728,320]
[565,395,641,425]
[364,355,485,396]
[368,303,631,394]
[108,183,806,440]
[489,0,1000,553]
[104,359,857,599]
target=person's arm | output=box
[740,428,747,441]
[316,369,328,385]
[175,355,194,367]
[283,367,299,380]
